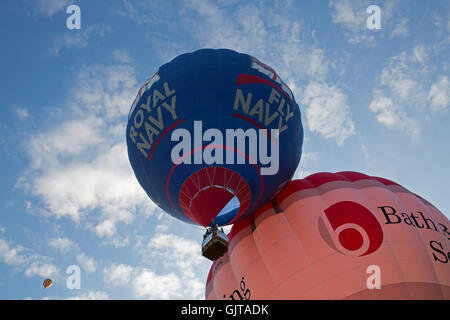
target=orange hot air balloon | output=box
[205,171,450,300]
[43,278,53,289]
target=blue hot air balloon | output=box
[126,48,303,227]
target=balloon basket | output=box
[202,227,228,261]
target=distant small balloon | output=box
[43,278,53,289]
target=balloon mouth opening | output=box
[203,186,241,226]
[178,166,252,227]
[190,186,240,227]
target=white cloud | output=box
[66,290,109,300]
[143,233,209,299]
[369,45,448,138]
[155,224,169,233]
[50,25,112,57]
[196,1,328,81]
[360,143,370,162]
[111,50,133,64]
[72,64,138,119]
[293,152,320,179]
[428,76,450,113]
[103,263,133,286]
[432,8,450,37]
[369,94,398,128]
[302,82,355,146]
[76,253,97,274]
[20,64,157,242]
[411,44,430,65]
[377,52,425,101]
[147,233,204,276]
[48,237,78,253]
[102,235,130,248]
[391,17,409,38]
[122,0,329,83]
[132,269,182,300]
[33,0,71,18]
[330,0,364,28]
[102,230,208,299]
[0,239,28,266]
[24,261,58,278]
[28,116,104,169]
[330,0,406,44]
[369,91,421,139]
[0,237,59,278]
[329,0,375,45]
[104,233,209,299]
[30,142,146,228]
[15,107,29,120]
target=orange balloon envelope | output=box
[43,278,53,289]
[205,171,450,300]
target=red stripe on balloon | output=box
[275,172,407,206]
[237,74,293,105]
[148,118,184,161]
[337,171,372,182]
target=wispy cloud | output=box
[428,76,450,113]
[302,82,355,146]
[329,0,408,44]
[103,232,209,299]
[66,290,109,300]
[120,0,351,150]
[293,151,321,179]
[132,269,182,299]
[391,17,409,38]
[0,232,58,278]
[24,261,58,278]
[120,0,329,84]
[48,237,78,253]
[76,253,97,274]
[369,43,449,139]
[180,0,329,82]
[50,25,111,57]
[15,106,29,120]
[32,0,72,18]
[111,50,133,64]
[103,263,133,286]
[19,63,157,242]
[329,0,376,45]
[138,233,207,299]
[369,91,421,139]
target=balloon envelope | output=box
[126,49,303,227]
[205,171,450,299]
[43,278,52,289]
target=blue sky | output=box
[0,0,449,300]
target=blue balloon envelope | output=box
[126,48,303,226]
